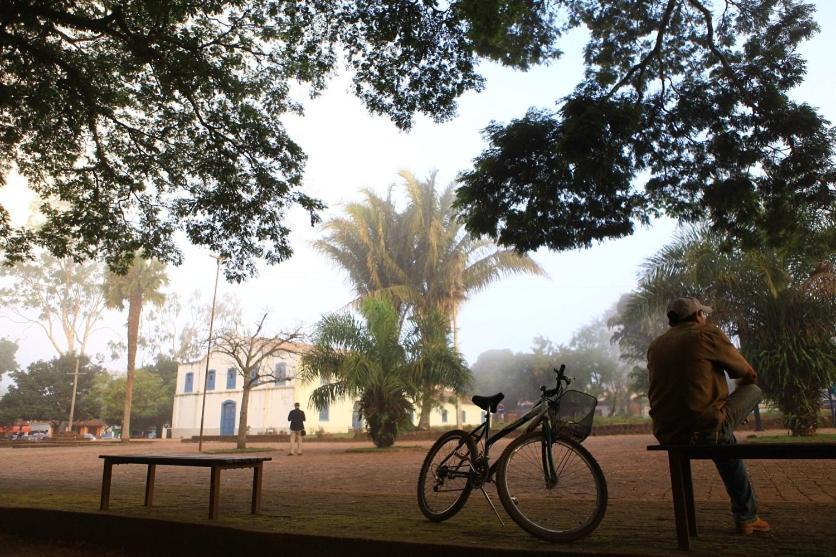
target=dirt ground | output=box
[1,430,834,556]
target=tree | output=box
[0,253,107,356]
[561,317,631,416]
[212,313,303,449]
[1,1,560,280]
[103,255,168,441]
[0,338,18,383]
[608,294,671,398]
[0,355,106,428]
[316,171,542,427]
[455,1,835,261]
[300,297,455,448]
[407,309,471,429]
[616,227,835,435]
[94,357,178,437]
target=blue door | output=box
[220,401,236,436]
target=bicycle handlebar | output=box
[541,365,570,398]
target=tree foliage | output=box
[93,356,178,436]
[455,0,835,258]
[0,253,107,356]
[615,227,835,435]
[471,327,633,416]
[0,355,106,426]
[0,338,18,382]
[1,0,559,280]
[315,171,542,426]
[301,297,467,447]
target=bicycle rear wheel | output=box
[497,431,607,542]
[417,429,477,521]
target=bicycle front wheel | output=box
[417,429,477,522]
[497,431,607,542]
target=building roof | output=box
[73,419,107,427]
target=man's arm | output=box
[702,325,757,382]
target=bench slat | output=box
[647,443,836,459]
[99,454,272,467]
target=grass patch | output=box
[592,415,651,426]
[203,447,276,454]
[344,445,423,453]
[746,433,836,443]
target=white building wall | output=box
[422,400,484,428]
[172,349,358,438]
[172,347,486,438]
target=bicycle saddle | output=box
[471,393,504,413]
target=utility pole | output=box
[198,255,223,453]
[66,357,81,434]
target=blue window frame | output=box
[207,369,216,390]
[319,402,329,422]
[184,372,194,393]
[226,368,236,389]
[441,409,448,423]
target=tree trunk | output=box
[122,292,143,441]
[418,387,434,430]
[452,311,462,429]
[237,382,251,449]
[368,415,396,448]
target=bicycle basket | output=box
[549,390,597,442]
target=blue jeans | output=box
[690,384,762,522]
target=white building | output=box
[171,345,483,438]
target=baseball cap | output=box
[667,297,713,320]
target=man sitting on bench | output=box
[647,296,770,536]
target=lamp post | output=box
[198,255,224,453]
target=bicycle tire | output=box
[496,431,607,542]
[417,429,477,521]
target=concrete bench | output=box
[99,454,271,519]
[647,443,836,550]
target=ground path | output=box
[1,430,834,556]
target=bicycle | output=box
[416,365,607,542]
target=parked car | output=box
[82,433,96,440]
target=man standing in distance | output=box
[287,402,306,456]
[647,297,770,535]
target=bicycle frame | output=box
[468,382,565,483]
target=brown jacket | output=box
[647,322,752,444]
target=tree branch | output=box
[605,0,678,100]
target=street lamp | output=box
[198,255,224,453]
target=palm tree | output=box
[615,227,835,435]
[315,171,544,427]
[300,297,468,447]
[104,255,168,440]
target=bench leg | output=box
[681,456,698,537]
[251,462,263,514]
[100,461,113,511]
[668,451,691,550]
[144,464,156,507]
[209,466,221,519]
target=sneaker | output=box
[736,517,771,535]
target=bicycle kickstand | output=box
[480,487,505,526]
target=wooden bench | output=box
[99,454,271,519]
[647,443,836,550]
